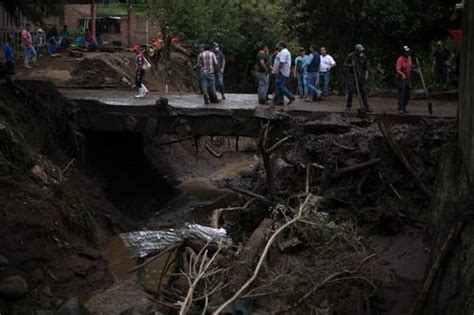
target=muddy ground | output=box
[0,72,459,315]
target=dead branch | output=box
[379,119,434,199]
[274,254,377,314]
[155,136,194,147]
[204,142,223,158]
[228,218,274,292]
[129,244,181,273]
[213,195,314,315]
[332,158,381,178]
[333,140,357,151]
[180,242,223,315]
[412,221,465,315]
[228,184,273,204]
[210,199,256,228]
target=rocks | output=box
[56,297,91,315]
[0,255,8,272]
[0,275,29,299]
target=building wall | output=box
[459,0,474,188]
[64,4,91,31]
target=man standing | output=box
[305,46,323,102]
[22,23,37,68]
[294,48,309,98]
[319,47,336,97]
[432,41,453,90]
[256,43,271,104]
[132,45,150,98]
[198,44,219,105]
[273,41,295,107]
[396,46,413,114]
[344,44,371,112]
[2,36,15,74]
[212,43,226,100]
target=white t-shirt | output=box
[275,48,292,77]
[320,55,336,72]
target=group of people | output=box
[0,23,98,74]
[255,40,453,113]
[255,41,368,111]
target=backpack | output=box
[142,57,152,71]
[307,53,321,73]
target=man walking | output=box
[305,46,323,102]
[212,43,226,100]
[256,43,271,104]
[294,48,309,98]
[432,41,453,90]
[344,44,371,112]
[319,47,336,97]
[273,41,295,107]
[22,23,37,68]
[198,44,219,105]
[396,46,413,114]
[2,35,15,74]
[132,45,150,98]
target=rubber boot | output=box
[24,60,31,69]
[134,87,145,98]
[141,84,149,97]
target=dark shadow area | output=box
[83,130,176,219]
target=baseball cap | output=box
[403,45,411,52]
[355,44,364,51]
[298,47,305,52]
[132,44,141,52]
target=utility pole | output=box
[91,0,97,39]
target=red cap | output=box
[132,44,141,52]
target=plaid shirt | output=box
[198,51,218,74]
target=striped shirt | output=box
[198,51,218,74]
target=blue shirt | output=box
[295,55,310,74]
[2,44,14,63]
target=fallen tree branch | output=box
[210,199,256,228]
[228,184,273,204]
[333,140,357,151]
[129,244,181,273]
[204,142,223,158]
[155,136,194,147]
[332,158,381,178]
[379,119,434,199]
[213,195,314,314]
[274,254,377,314]
[412,221,465,314]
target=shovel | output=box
[352,61,368,118]
[416,57,433,115]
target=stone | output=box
[0,275,29,299]
[0,255,8,272]
[56,297,91,315]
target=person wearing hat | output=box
[344,44,371,112]
[395,46,413,114]
[132,44,150,98]
[211,42,226,100]
[1,35,15,74]
[294,47,309,98]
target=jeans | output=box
[306,72,322,97]
[201,72,218,103]
[397,79,411,110]
[23,47,37,63]
[215,71,225,95]
[135,69,145,88]
[346,78,369,109]
[296,72,307,97]
[435,67,448,88]
[319,72,331,96]
[275,73,295,105]
[256,72,269,103]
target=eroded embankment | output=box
[0,78,464,314]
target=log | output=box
[228,218,274,292]
[379,120,434,199]
[332,158,382,178]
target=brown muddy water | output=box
[103,158,257,290]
